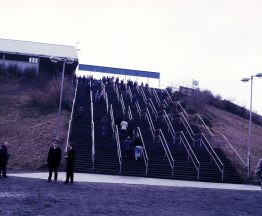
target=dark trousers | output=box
[65,167,74,183]
[0,164,7,177]
[48,166,59,181]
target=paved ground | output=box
[0,172,262,216]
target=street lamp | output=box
[241,72,262,178]
[50,56,74,139]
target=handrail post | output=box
[65,75,78,152]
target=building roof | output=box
[0,38,78,60]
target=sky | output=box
[0,0,262,114]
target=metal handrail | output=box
[214,134,247,166]
[137,127,149,175]
[91,121,95,170]
[147,98,159,121]
[110,104,115,135]
[158,129,175,177]
[116,85,120,103]
[127,106,133,120]
[163,99,168,109]
[90,89,93,104]
[145,108,155,137]
[162,110,200,178]
[178,112,195,142]
[120,94,125,115]
[162,110,176,140]
[115,125,122,174]
[201,134,224,181]
[135,101,142,119]
[90,90,93,124]
[164,89,246,169]
[90,89,95,170]
[145,108,174,176]
[147,86,152,95]
[179,131,200,179]
[128,86,133,103]
[153,88,161,107]
[140,86,147,105]
[65,75,78,152]
[105,92,109,114]
[172,111,224,179]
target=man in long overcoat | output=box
[64,144,76,184]
[0,142,9,178]
[47,139,61,182]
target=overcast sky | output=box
[1,0,262,114]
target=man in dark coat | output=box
[64,144,76,184]
[0,142,9,178]
[47,139,61,182]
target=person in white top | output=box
[120,120,128,138]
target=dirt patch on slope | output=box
[0,78,72,169]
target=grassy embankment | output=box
[0,74,74,170]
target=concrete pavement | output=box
[8,172,261,191]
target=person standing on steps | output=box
[47,139,61,182]
[64,144,76,184]
[0,142,10,178]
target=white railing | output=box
[137,127,149,175]
[135,101,142,119]
[128,86,133,103]
[120,94,125,115]
[145,108,156,138]
[153,88,161,107]
[147,98,159,121]
[163,99,169,109]
[65,76,78,152]
[116,85,120,103]
[90,90,95,170]
[201,134,224,180]
[145,108,174,176]
[162,110,200,179]
[178,112,195,142]
[178,131,200,179]
[171,112,224,180]
[105,92,109,114]
[146,86,152,96]
[110,104,115,135]
[127,106,133,120]
[91,121,95,170]
[164,88,246,170]
[140,87,147,105]
[162,110,176,140]
[157,129,175,177]
[115,125,122,174]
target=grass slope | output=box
[205,105,262,177]
[0,77,71,170]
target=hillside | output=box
[204,105,262,178]
[0,76,73,170]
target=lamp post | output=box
[50,56,74,139]
[241,72,262,178]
